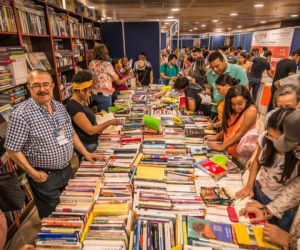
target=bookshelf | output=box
[0,0,102,102]
[0,0,102,241]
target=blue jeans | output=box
[254,182,296,232]
[93,94,112,112]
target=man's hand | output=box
[18,244,40,250]
[84,152,106,163]
[235,186,254,200]
[30,170,48,183]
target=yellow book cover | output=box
[135,166,165,181]
[232,224,251,245]
[93,203,129,215]
[175,216,179,246]
[182,219,188,245]
[253,226,280,250]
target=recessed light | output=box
[106,17,112,20]
[171,8,180,11]
[195,22,200,24]
[254,3,264,8]
[212,19,218,23]
[230,13,238,16]
[193,27,198,30]
[167,16,174,19]
[291,14,298,18]
[189,29,193,32]
[201,24,206,27]
[260,20,266,24]
[228,27,232,30]
[87,6,95,9]
[237,25,242,28]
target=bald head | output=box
[27,69,53,84]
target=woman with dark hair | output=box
[207,73,240,129]
[88,44,119,112]
[236,108,299,231]
[205,85,257,159]
[66,70,119,156]
[112,58,131,91]
[237,52,253,74]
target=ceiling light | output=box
[228,27,232,30]
[212,19,218,23]
[171,8,180,11]
[167,16,174,19]
[201,24,206,27]
[106,17,112,20]
[260,20,266,24]
[165,22,169,24]
[291,14,298,18]
[237,25,242,28]
[230,13,238,16]
[87,6,95,9]
[193,27,198,30]
[189,29,193,32]
[254,3,264,8]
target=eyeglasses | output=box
[29,82,53,89]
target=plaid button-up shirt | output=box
[5,98,75,170]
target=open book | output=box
[96,113,121,135]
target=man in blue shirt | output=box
[206,51,249,118]
[160,54,180,85]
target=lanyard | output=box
[39,105,60,132]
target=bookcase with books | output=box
[0,0,102,241]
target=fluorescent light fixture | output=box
[237,25,242,28]
[167,16,174,19]
[106,17,112,20]
[189,29,193,32]
[171,8,180,11]
[291,14,298,18]
[254,3,264,8]
[165,22,170,24]
[212,19,218,23]
[193,27,198,30]
[87,6,95,9]
[260,20,266,24]
[201,24,206,27]
[230,13,238,16]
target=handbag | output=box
[0,172,25,212]
[236,127,259,159]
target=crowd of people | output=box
[0,42,300,249]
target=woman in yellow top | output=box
[205,85,257,159]
[207,74,240,129]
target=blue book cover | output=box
[187,217,233,244]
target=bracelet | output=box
[261,206,273,220]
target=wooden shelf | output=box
[6,221,18,240]
[0,82,27,93]
[21,33,50,37]
[57,65,74,73]
[72,37,85,40]
[19,200,34,225]
[0,31,18,35]
[85,38,94,41]
[52,35,71,39]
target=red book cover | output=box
[179,96,187,109]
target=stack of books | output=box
[59,74,72,101]
[0,85,27,107]
[69,17,84,37]
[15,0,47,35]
[48,8,69,37]
[0,1,17,32]
[26,52,52,71]
[83,23,93,39]
[0,65,13,90]
[53,40,73,68]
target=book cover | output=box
[187,217,233,244]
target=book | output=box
[0,3,17,32]
[194,160,227,179]
[200,187,233,205]
[187,217,235,245]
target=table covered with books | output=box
[34,85,279,250]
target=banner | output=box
[251,27,295,66]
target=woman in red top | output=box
[112,58,131,91]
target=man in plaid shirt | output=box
[5,70,101,219]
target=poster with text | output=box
[251,27,295,67]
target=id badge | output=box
[54,129,69,146]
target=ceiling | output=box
[86,0,300,34]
